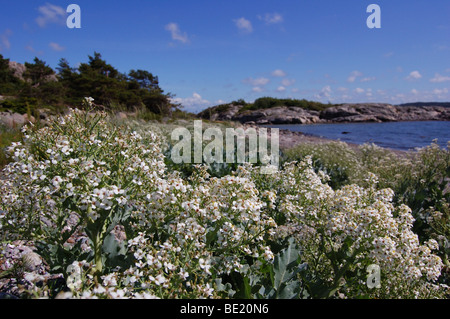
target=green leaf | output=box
[206,219,225,247]
[102,232,132,271]
[273,238,301,290]
[214,278,236,298]
[102,232,126,258]
[276,280,301,299]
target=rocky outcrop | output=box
[198,103,450,124]
[8,61,26,81]
[0,108,58,129]
[0,109,142,129]
[234,106,322,125]
[7,60,58,83]
[0,111,35,128]
[206,104,243,122]
[0,240,64,299]
[320,104,399,123]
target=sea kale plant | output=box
[0,99,448,298]
[257,162,445,298]
[283,140,450,286]
[0,97,166,279]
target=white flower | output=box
[164,262,175,272]
[52,176,63,187]
[179,268,189,280]
[93,285,106,294]
[199,258,212,275]
[154,274,167,286]
[425,239,439,251]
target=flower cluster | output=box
[0,105,447,299]
[266,158,446,298]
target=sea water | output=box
[264,121,450,151]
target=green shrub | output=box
[0,125,22,169]
[241,97,332,112]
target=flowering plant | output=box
[1,98,165,278]
[0,100,448,299]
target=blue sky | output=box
[0,0,449,113]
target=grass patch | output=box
[0,125,22,169]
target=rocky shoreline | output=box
[199,103,450,125]
[239,123,344,150]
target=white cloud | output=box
[49,42,65,51]
[406,70,422,80]
[411,89,419,95]
[281,78,295,86]
[243,77,270,86]
[259,13,283,25]
[252,86,264,93]
[271,69,286,77]
[355,88,365,94]
[36,3,66,28]
[0,29,12,51]
[165,23,189,43]
[432,88,449,95]
[430,73,450,83]
[276,86,286,92]
[25,45,36,53]
[360,77,376,82]
[25,44,43,55]
[171,92,210,113]
[347,70,363,83]
[234,17,253,33]
[315,86,332,99]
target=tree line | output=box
[0,52,179,116]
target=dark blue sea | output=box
[265,121,450,151]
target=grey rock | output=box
[8,61,26,80]
[0,111,26,128]
[199,102,450,125]
[320,105,361,120]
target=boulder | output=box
[0,112,26,128]
[320,105,361,120]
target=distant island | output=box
[198,97,450,125]
[398,102,450,108]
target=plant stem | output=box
[92,232,103,276]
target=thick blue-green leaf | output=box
[273,239,301,290]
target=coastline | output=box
[199,103,450,126]
[241,123,409,156]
